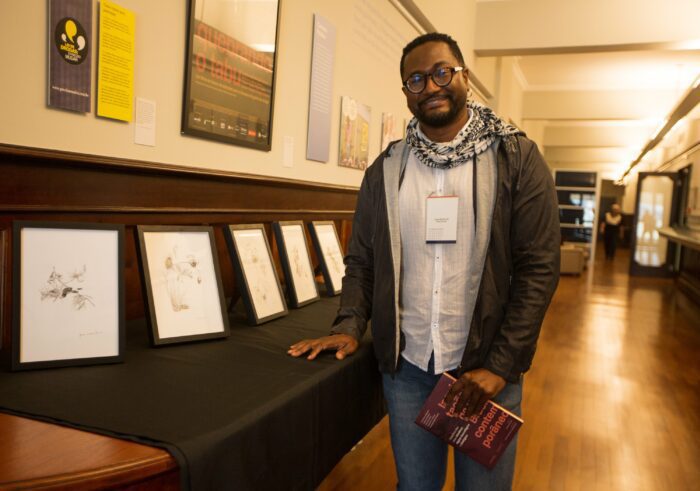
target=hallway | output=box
[319,247,700,490]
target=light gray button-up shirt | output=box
[398,127,475,374]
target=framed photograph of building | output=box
[308,221,344,296]
[137,225,230,345]
[181,0,282,150]
[11,221,125,370]
[224,224,287,325]
[272,221,319,308]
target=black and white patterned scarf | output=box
[405,100,522,169]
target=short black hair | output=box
[400,32,465,78]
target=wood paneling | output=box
[0,143,358,344]
[0,143,359,488]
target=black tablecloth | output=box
[0,298,385,490]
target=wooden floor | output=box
[318,246,700,490]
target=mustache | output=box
[418,93,452,108]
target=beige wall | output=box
[0,0,477,188]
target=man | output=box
[289,32,559,490]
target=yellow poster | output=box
[97,0,135,121]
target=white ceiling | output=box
[473,0,700,181]
[516,50,700,92]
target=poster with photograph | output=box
[48,0,92,112]
[182,0,281,150]
[339,96,371,170]
[273,221,319,308]
[308,221,344,296]
[381,112,403,153]
[225,224,287,325]
[12,222,124,370]
[138,226,230,345]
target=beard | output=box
[412,91,467,127]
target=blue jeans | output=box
[382,357,522,491]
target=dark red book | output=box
[414,373,523,469]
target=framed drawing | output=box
[224,224,287,325]
[308,221,345,296]
[181,0,282,150]
[272,221,319,308]
[137,225,230,345]
[11,222,125,370]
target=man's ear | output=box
[401,86,409,97]
[462,68,469,85]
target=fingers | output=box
[443,379,464,412]
[287,335,358,361]
[447,372,493,417]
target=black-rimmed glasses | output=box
[403,66,464,94]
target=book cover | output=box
[414,373,523,469]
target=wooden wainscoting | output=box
[0,143,360,489]
[0,143,358,355]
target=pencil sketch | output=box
[40,265,94,310]
[163,246,202,312]
[315,223,345,292]
[280,224,317,304]
[234,228,285,318]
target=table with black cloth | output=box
[0,297,385,490]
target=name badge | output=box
[426,195,459,243]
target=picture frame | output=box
[224,224,287,325]
[11,221,125,370]
[272,221,319,308]
[308,221,345,296]
[181,0,282,150]
[136,225,230,346]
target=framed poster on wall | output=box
[181,0,282,150]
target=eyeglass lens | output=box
[406,67,455,93]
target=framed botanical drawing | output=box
[308,221,345,296]
[137,225,230,345]
[11,222,125,370]
[224,224,287,325]
[272,221,319,308]
[181,0,282,150]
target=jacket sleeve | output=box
[329,163,379,340]
[483,137,560,382]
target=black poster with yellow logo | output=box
[48,0,92,112]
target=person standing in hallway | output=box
[288,32,560,490]
[601,203,623,260]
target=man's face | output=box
[401,41,469,128]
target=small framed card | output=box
[11,221,125,370]
[308,221,345,296]
[272,221,319,308]
[224,224,288,325]
[137,225,230,345]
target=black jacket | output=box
[331,135,560,383]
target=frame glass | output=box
[224,224,287,325]
[308,221,344,296]
[272,221,319,308]
[137,225,230,345]
[181,0,282,150]
[11,221,125,370]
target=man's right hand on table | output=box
[287,334,359,361]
